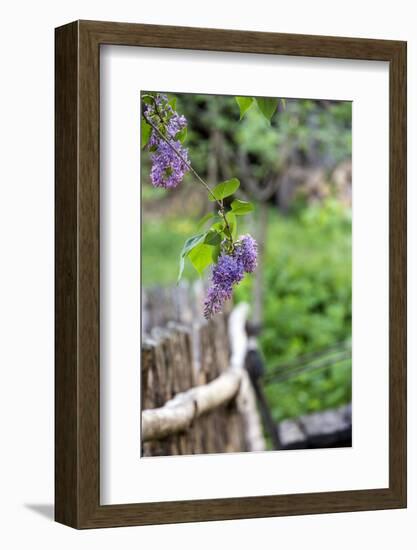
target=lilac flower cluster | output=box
[145,94,190,189]
[203,235,258,319]
[234,234,258,274]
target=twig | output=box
[265,352,351,384]
[264,341,351,381]
[143,108,235,249]
[143,112,218,203]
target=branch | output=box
[142,368,242,442]
[143,110,235,248]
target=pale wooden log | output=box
[228,303,266,452]
[142,368,242,442]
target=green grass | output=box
[141,216,199,286]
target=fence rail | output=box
[142,368,242,442]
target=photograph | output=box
[140,90,353,457]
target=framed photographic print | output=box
[55,20,406,528]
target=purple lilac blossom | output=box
[144,94,190,189]
[203,235,257,319]
[234,234,258,273]
[203,253,244,319]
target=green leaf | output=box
[180,233,207,259]
[225,211,237,239]
[212,244,221,263]
[211,220,225,231]
[256,97,279,122]
[141,118,151,149]
[175,127,187,143]
[178,257,186,284]
[168,97,177,110]
[235,96,254,119]
[204,230,222,246]
[177,233,207,282]
[188,243,214,276]
[210,221,226,240]
[280,98,286,110]
[209,178,240,202]
[197,212,216,229]
[231,199,254,215]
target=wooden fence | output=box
[141,294,265,457]
[141,284,352,456]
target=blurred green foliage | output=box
[236,99,352,180]
[235,200,352,420]
[162,93,352,184]
[141,92,352,422]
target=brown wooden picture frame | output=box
[55,20,407,529]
